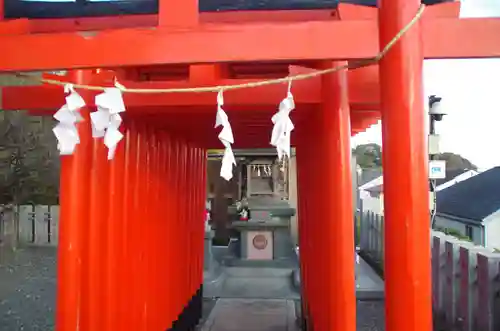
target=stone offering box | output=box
[228,198,295,261]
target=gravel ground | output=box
[0,247,56,331]
[0,248,384,331]
[356,301,386,331]
[295,300,385,331]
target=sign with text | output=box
[429,160,446,179]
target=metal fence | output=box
[359,211,500,331]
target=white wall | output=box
[483,211,500,250]
[361,195,384,215]
[433,215,483,245]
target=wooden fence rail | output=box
[0,205,59,246]
[359,211,500,331]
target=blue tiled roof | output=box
[199,0,452,11]
[3,0,454,20]
[437,167,500,222]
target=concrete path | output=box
[355,253,384,300]
[200,299,298,331]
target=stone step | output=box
[223,266,293,278]
[200,298,298,331]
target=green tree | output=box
[436,152,477,171]
[353,144,477,172]
[353,143,382,169]
[0,110,59,205]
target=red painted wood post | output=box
[157,1,199,316]
[198,147,207,295]
[194,145,205,327]
[318,61,356,331]
[171,137,183,322]
[378,1,432,331]
[150,128,162,330]
[138,123,151,331]
[141,125,153,330]
[121,122,137,327]
[155,130,165,329]
[186,143,193,302]
[295,129,311,330]
[309,107,324,330]
[107,124,125,330]
[88,130,110,331]
[162,131,176,329]
[179,139,188,309]
[302,114,319,330]
[56,70,93,331]
[130,121,144,330]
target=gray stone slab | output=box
[203,266,300,300]
[294,300,386,331]
[291,254,384,300]
[200,299,298,331]
[355,254,384,300]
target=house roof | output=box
[198,0,450,11]
[436,167,500,222]
[365,184,383,194]
[435,168,470,187]
[359,169,382,187]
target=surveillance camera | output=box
[428,95,446,121]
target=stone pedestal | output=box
[204,230,216,271]
[228,198,296,264]
[231,220,293,261]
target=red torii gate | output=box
[1,1,499,331]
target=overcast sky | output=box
[352,0,500,170]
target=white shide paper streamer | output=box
[52,84,86,155]
[91,82,126,160]
[214,90,236,181]
[270,81,295,160]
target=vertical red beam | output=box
[121,122,137,327]
[138,123,150,331]
[129,121,143,330]
[378,1,432,331]
[198,147,207,294]
[298,106,320,330]
[295,129,312,330]
[88,130,109,331]
[171,137,183,321]
[157,131,171,329]
[107,125,125,330]
[185,144,192,300]
[301,112,322,331]
[56,70,93,331]
[319,62,356,331]
[140,125,151,331]
[162,131,176,329]
[149,128,161,330]
[179,139,188,307]
[309,107,323,330]
[165,135,182,327]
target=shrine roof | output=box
[3,0,453,19]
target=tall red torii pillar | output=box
[1,0,500,331]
